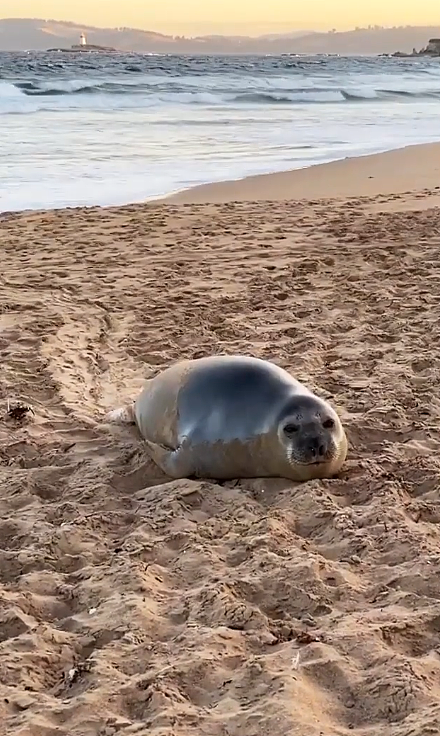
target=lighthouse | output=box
[80,33,86,46]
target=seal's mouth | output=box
[293,456,333,466]
[302,460,327,466]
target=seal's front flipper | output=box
[143,438,194,479]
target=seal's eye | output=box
[284,423,299,435]
[322,418,335,429]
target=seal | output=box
[105,355,347,481]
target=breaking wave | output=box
[3,74,440,114]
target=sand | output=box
[2,144,440,736]
[165,142,440,207]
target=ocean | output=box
[2,52,440,212]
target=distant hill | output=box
[1,18,440,55]
[258,31,316,41]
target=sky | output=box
[3,0,440,36]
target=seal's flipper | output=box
[143,438,194,479]
[105,403,135,424]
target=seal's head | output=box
[276,394,346,475]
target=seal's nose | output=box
[309,437,326,460]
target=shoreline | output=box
[3,141,440,217]
[159,141,440,206]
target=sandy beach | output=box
[2,143,440,736]
[166,141,440,209]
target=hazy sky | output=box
[3,0,440,35]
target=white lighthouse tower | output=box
[80,33,87,46]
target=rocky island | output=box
[383,38,440,58]
[47,32,118,53]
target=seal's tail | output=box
[105,402,135,424]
